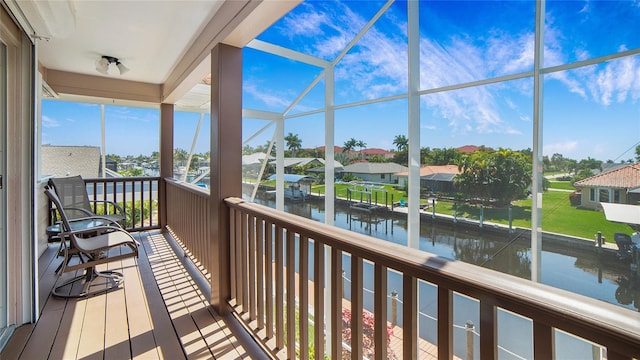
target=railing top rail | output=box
[84,176,162,182]
[224,196,640,355]
[165,177,210,197]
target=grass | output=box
[432,191,633,241]
[548,181,576,191]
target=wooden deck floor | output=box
[1,231,264,360]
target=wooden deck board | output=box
[2,231,256,360]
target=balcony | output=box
[4,176,639,359]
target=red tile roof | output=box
[574,162,640,189]
[396,164,461,176]
[316,146,344,153]
[457,145,479,154]
[361,148,393,155]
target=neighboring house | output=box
[360,148,395,160]
[41,145,102,178]
[574,162,640,210]
[242,152,271,166]
[315,146,344,156]
[396,165,461,193]
[305,160,345,174]
[339,162,408,184]
[271,157,326,173]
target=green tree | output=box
[393,134,408,151]
[636,144,640,162]
[392,149,408,166]
[455,149,532,206]
[285,132,302,157]
[426,147,462,165]
[343,138,357,152]
[174,148,188,166]
[120,167,144,177]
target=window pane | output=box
[420,0,535,89]
[545,1,640,67]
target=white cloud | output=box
[42,115,60,128]
[280,4,329,38]
[244,81,294,110]
[543,140,578,156]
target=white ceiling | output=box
[34,0,224,85]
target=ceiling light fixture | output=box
[95,55,129,75]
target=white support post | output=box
[101,104,106,178]
[184,112,204,182]
[407,0,421,249]
[275,116,284,211]
[325,66,335,226]
[531,0,546,282]
[323,64,336,358]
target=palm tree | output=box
[393,134,408,151]
[285,132,302,157]
[343,138,366,160]
[343,138,357,152]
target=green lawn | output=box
[310,183,633,242]
[433,191,633,241]
[548,181,576,191]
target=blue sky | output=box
[43,0,640,162]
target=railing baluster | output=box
[438,287,453,360]
[132,179,137,227]
[256,217,265,330]
[286,229,296,360]
[533,320,553,360]
[331,247,342,359]
[235,209,243,309]
[265,221,274,339]
[241,212,249,313]
[275,225,284,349]
[351,255,363,359]
[402,275,417,360]
[314,240,325,359]
[248,214,256,321]
[299,235,309,360]
[140,179,146,228]
[374,264,388,360]
[229,208,237,302]
[479,297,496,360]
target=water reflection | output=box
[253,196,640,312]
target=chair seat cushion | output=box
[75,231,136,253]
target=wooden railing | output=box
[225,197,640,360]
[164,178,212,279]
[84,176,161,232]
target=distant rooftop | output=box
[575,162,640,189]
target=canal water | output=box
[252,196,638,359]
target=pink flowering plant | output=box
[341,308,397,359]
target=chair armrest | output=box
[88,199,125,215]
[60,225,131,238]
[67,215,123,228]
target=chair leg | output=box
[52,267,125,299]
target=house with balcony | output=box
[0,0,639,359]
